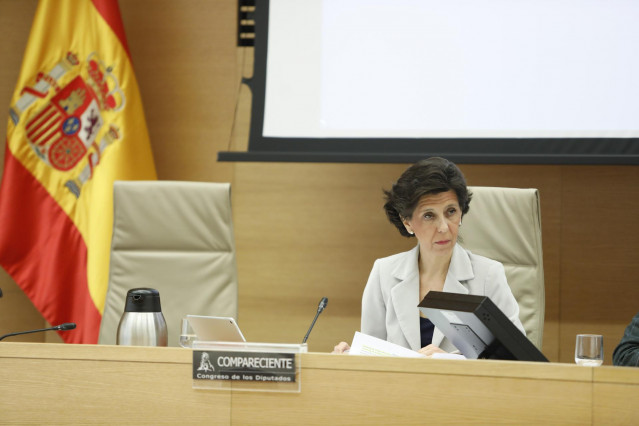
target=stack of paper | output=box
[348,331,466,360]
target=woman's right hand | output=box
[332,341,351,354]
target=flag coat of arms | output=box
[0,0,157,343]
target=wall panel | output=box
[560,166,639,364]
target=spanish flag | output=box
[0,0,156,343]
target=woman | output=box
[334,157,525,356]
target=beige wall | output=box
[1,0,637,365]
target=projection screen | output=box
[218,0,639,164]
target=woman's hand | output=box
[332,341,351,354]
[418,344,447,358]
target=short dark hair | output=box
[383,157,472,238]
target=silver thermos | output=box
[116,288,168,346]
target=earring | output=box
[408,230,414,235]
[459,221,462,226]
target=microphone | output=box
[302,297,328,344]
[0,322,76,341]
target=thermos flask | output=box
[116,288,168,346]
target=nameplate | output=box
[191,341,307,393]
[193,350,296,382]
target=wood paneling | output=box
[233,365,591,425]
[8,343,636,425]
[118,0,238,184]
[0,343,230,424]
[560,166,639,364]
[594,367,639,424]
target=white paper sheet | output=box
[348,332,467,360]
[349,332,426,358]
[431,353,467,360]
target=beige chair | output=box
[459,186,545,349]
[98,181,239,347]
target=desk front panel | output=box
[2,344,639,425]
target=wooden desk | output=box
[1,343,638,424]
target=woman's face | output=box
[402,190,462,258]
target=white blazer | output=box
[361,244,525,352]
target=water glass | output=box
[179,317,196,348]
[575,334,603,366]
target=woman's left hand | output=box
[418,344,447,358]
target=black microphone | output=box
[0,322,76,341]
[302,297,328,344]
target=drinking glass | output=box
[575,334,603,366]
[179,317,196,348]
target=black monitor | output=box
[418,291,548,362]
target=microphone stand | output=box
[0,323,76,341]
[303,297,328,344]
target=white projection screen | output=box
[218,0,639,164]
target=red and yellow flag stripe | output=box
[0,0,156,343]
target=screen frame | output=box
[218,0,639,164]
[419,291,548,362]
[186,315,247,343]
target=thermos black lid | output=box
[124,288,162,313]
